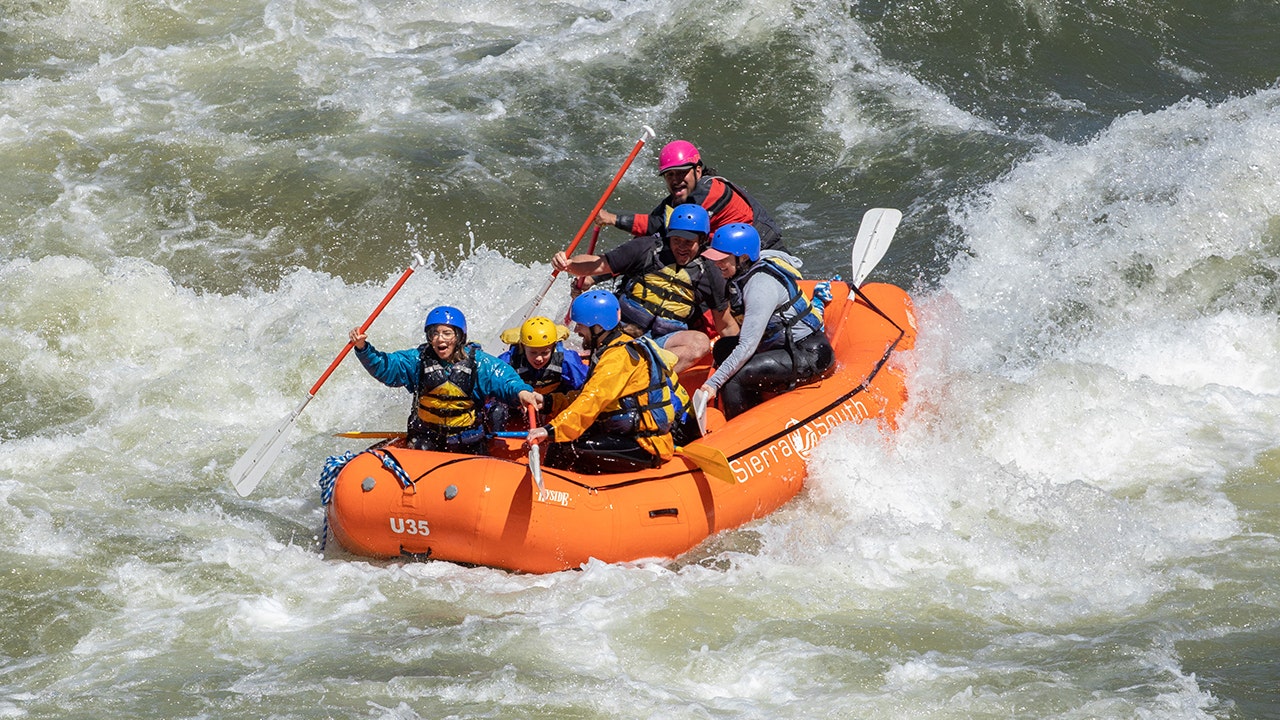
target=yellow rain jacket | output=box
[549,333,688,460]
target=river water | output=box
[3,0,1280,717]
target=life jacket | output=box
[409,343,480,435]
[618,240,710,335]
[507,343,568,396]
[729,256,824,351]
[701,176,784,250]
[592,335,686,439]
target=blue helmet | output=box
[570,290,620,331]
[424,305,467,335]
[705,223,760,262]
[667,204,710,238]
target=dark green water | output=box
[3,0,1280,717]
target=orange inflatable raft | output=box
[323,281,916,573]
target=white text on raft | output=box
[729,399,871,483]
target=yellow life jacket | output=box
[411,344,479,431]
[618,240,713,334]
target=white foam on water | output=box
[3,1,1278,717]
[777,90,1280,716]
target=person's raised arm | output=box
[552,251,613,278]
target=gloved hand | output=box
[814,277,836,303]
[812,275,839,318]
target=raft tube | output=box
[325,281,916,573]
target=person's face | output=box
[523,344,554,369]
[662,164,701,204]
[428,325,459,358]
[712,255,738,278]
[574,323,599,350]
[670,234,701,265]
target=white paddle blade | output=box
[229,409,299,497]
[500,274,558,342]
[691,388,710,437]
[529,442,545,493]
[852,208,902,287]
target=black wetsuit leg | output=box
[544,432,661,474]
[719,332,835,419]
[408,427,489,456]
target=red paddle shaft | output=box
[309,256,422,396]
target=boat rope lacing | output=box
[316,447,414,550]
[316,451,356,550]
[368,448,414,488]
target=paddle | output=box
[851,208,901,286]
[335,431,405,439]
[691,388,710,436]
[502,125,656,333]
[526,405,545,493]
[339,431,734,483]
[563,225,602,324]
[677,443,735,484]
[230,255,425,497]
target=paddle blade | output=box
[852,208,902,287]
[229,407,302,497]
[678,443,735,484]
[691,388,710,437]
[526,405,545,493]
[334,431,405,439]
[529,442,545,493]
[500,273,557,341]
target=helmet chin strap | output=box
[583,325,623,353]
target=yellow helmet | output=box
[499,317,569,347]
[520,316,560,349]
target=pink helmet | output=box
[657,140,701,174]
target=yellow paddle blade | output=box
[677,443,736,484]
[334,431,405,439]
[334,433,735,484]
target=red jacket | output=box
[615,176,785,250]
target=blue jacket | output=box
[354,342,533,405]
[497,341,589,393]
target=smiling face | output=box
[523,344,555,369]
[661,164,701,204]
[712,254,738,279]
[669,234,702,265]
[573,322,602,351]
[428,325,459,359]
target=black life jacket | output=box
[409,343,480,436]
[507,344,567,396]
[729,257,824,351]
[703,175,785,251]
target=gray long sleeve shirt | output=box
[705,251,815,393]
